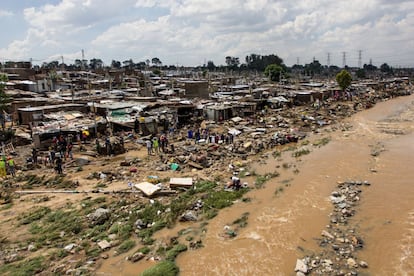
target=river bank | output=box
[176,94,414,275]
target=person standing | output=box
[146,139,153,155]
[67,142,73,160]
[0,157,6,178]
[7,156,15,177]
[152,136,159,154]
[55,156,63,174]
[32,148,38,165]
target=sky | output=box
[0,0,413,68]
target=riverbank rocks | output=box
[296,180,371,275]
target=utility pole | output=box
[327,53,331,67]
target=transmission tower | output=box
[327,53,331,67]
[342,52,346,67]
[358,50,362,68]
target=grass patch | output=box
[203,209,218,220]
[0,202,13,211]
[140,261,179,276]
[0,256,46,275]
[301,140,310,146]
[292,147,311,158]
[116,239,136,255]
[233,212,249,228]
[108,223,133,241]
[203,189,247,210]
[272,150,281,158]
[18,206,51,225]
[254,172,280,188]
[165,244,188,261]
[312,137,331,147]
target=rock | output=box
[75,156,91,166]
[321,230,335,240]
[294,258,308,274]
[101,253,109,259]
[296,272,306,276]
[27,244,37,252]
[128,252,145,262]
[179,211,198,222]
[135,219,146,229]
[347,258,357,268]
[120,161,131,166]
[88,208,110,225]
[64,243,76,252]
[108,234,117,240]
[97,240,111,250]
[359,260,369,268]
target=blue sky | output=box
[0,0,413,67]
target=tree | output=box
[245,53,284,71]
[122,59,134,69]
[356,69,366,79]
[380,63,393,74]
[89,58,103,70]
[151,57,162,67]
[206,61,216,71]
[264,64,284,82]
[111,60,121,69]
[225,56,239,70]
[0,74,11,130]
[336,69,352,91]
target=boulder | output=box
[129,252,145,262]
[294,258,308,274]
[88,208,110,225]
[179,211,198,222]
[97,240,111,250]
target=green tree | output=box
[264,64,284,82]
[0,74,11,130]
[336,69,352,91]
[356,69,366,79]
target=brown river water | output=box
[97,95,414,276]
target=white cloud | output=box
[0,10,13,17]
[0,0,413,67]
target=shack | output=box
[17,104,87,125]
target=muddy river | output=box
[98,95,414,275]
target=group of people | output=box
[146,133,171,155]
[0,155,16,178]
[51,134,74,160]
[188,128,235,144]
